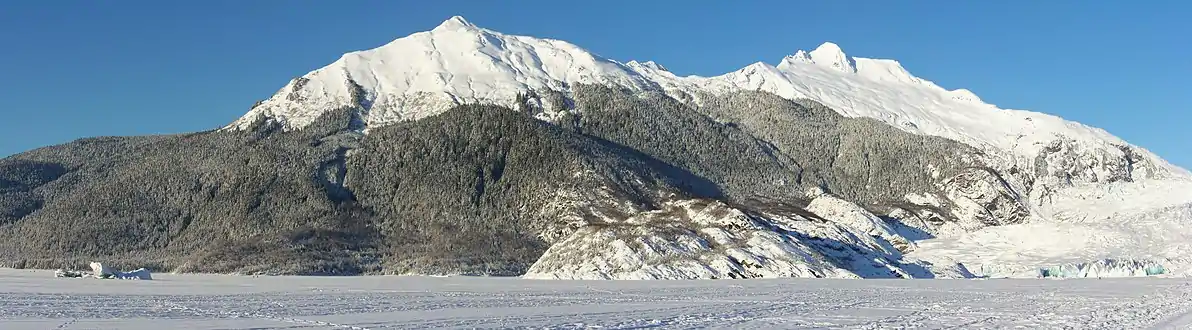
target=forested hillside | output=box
[0,89,1031,277]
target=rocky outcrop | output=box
[941,167,1033,228]
[525,198,935,280]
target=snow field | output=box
[4,269,1192,329]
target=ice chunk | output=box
[52,262,154,280]
[1036,259,1167,278]
[54,269,86,278]
[115,268,153,280]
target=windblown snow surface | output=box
[4,269,1192,329]
[224,16,1192,279]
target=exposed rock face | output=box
[803,188,914,255]
[1027,138,1170,207]
[941,167,1033,228]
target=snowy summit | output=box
[229,17,1186,180]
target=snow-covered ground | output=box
[909,180,1192,278]
[4,269,1192,329]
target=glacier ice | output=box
[53,262,153,280]
[962,259,1171,279]
[1035,259,1167,278]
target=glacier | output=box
[1035,259,1168,278]
[972,258,1170,279]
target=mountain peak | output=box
[230,16,661,130]
[777,42,857,74]
[435,15,477,31]
[784,50,813,64]
[808,42,855,73]
[628,60,669,72]
[813,42,845,54]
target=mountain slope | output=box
[343,104,718,275]
[229,16,1187,224]
[0,99,961,278]
[0,105,710,275]
[0,112,374,273]
[0,85,996,278]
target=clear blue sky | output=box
[1,1,1188,169]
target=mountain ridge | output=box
[227,17,1187,180]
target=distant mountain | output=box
[2,17,1189,278]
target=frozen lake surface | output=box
[3,269,1192,329]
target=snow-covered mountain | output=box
[230,16,1186,180]
[5,16,1187,279]
[225,16,1192,278]
[229,16,658,130]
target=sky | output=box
[0,1,1188,169]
